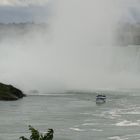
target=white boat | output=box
[96,95,106,104]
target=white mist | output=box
[0,0,140,93]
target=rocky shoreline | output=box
[0,83,25,101]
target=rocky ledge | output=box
[0,83,25,101]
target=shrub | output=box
[20,125,54,140]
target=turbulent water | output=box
[0,91,140,140]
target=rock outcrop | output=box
[0,83,25,101]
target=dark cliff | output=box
[0,83,25,100]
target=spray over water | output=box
[50,0,140,90]
[0,0,140,93]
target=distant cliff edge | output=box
[0,83,25,101]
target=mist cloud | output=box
[0,0,140,93]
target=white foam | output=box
[108,136,128,140]
[100,110,121,119]
[122,111,140,115]
[82,123,97,126]
[80,112,92,115]
[108,134,140,140]
[69,128,85,132]
[91,129,103,132]
[115,120,140,126]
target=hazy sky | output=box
[0,0,139,23]
[0,0,49,6]
[0,0,50,23]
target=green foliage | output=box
[20,125,54,140]
[0,82,25,100]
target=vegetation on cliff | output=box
[0,82,25,100]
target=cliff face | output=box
[0,83,25,101]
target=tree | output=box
[20,125,54,140]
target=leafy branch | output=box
[20,125,54,140]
